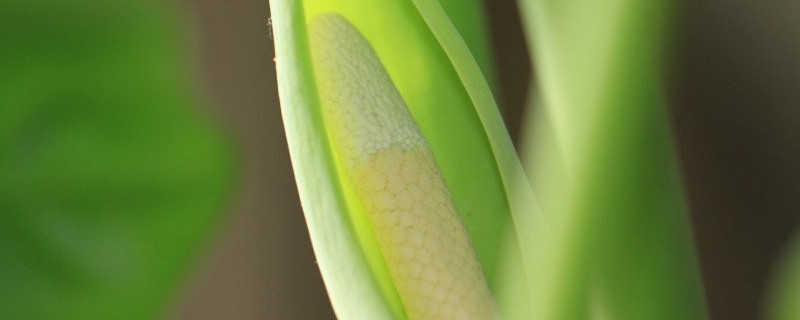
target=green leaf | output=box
[0,1,234,319]
[437,0,496,93]
[517,0,708,318]
[766,233,800,320]
[270,0,529,318]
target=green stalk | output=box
[517,0,708,318]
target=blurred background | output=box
[2,0,798,319]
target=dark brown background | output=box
[167,1,800,319]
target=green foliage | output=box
[766,234,800,320]
[0,1,234,319]
[517,0,708,319]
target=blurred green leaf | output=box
[517,0,708,319]
[766,233,800,320]
[0,1,234,319]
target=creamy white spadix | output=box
[308,13,500,320]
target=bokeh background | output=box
[3,1,799,319]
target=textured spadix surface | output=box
[308,13,499,320]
